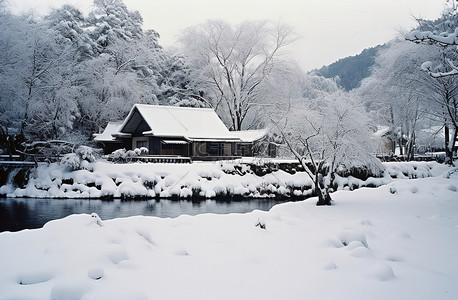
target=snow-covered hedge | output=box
[111,147,149,163]
[0,159,450,199]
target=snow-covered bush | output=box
[60,146,101,170]
[111,147,149,163]
[112,148,128,161]
[75,146,100,163]
[255,218,267,230]
[60,153,81,171]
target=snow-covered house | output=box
[94,104,274,159]
[93,121,125,155]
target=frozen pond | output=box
[0,198,289,232]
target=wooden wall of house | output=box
[191,142,233,157]
[161,143,188,156]
[192,142,207,157]
[98,141,128,155]
[234,143,253,156]
[148,137,162,155]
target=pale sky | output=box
[9,0,444,71]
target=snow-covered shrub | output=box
[60,153,81,171]
[255,218,267,230]
[138,147,149,155]
[112,148,127,161]
[389,186,397,194]
[90,213,104,227]
[60,146,101,170]
[111,148,149,163]
[125,150,137,159]
[75,146,100,163]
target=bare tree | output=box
[179,20,297,130]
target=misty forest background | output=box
[0,0,457,161]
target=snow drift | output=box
[0,167,457,299]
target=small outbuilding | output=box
[94,104,274,160]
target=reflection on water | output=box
[0,198,289,232]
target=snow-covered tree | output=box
[357,40,437,159]
[76,52,152,133]
[0,11,27,132]
[26,63,81,140]
[273,92,382,206]
[88,0,144,52]
[0,1,204,142]
[406,0,458,77]
[404,3,458,164]
[302,72,340,99]
[45,4,98,61]
[0,10,80,140]
[179,20,297,130]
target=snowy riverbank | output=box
[0,167,457,299]
[0,159,449,199]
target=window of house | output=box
[136,140,147,149]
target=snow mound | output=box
[107,247,129,265]
[17,272,54,286]
[447,184,457,192]
[50,279,92,300]
[1,172,458,299]
[366,263,396,281]
[324,261,337,270]
[337,230,368,248]
[349,246,372,257]
[87,267,104,280]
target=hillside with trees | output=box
[314,44,386,91]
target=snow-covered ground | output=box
[0,164,457,299]
[0,159,446,199]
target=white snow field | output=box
[0,165,457,299]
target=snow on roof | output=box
[120,104,253,142]
[93,121,123,142]
[374,126,390,137]
[229,129,267,143]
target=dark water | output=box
[0,198,288,232]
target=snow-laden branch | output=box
[406,28,458,46]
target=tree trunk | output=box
[444,125,453,165]
[446,125,457,166]
[315,172,332,206]
[316,188,332,206]
[406,131,415,161]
